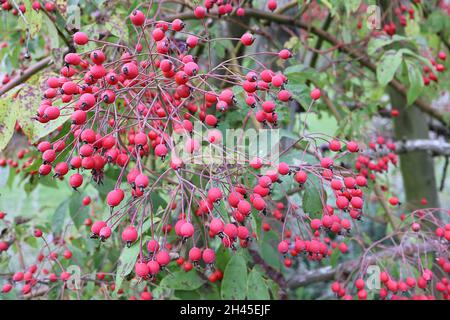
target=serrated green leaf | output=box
[367,35,410,56]
[330,248,340,268]
[52,199,69,234]
[404,59,423,105]
[247,269,270,300]
[405,18,420,37]
[11,74,69,143]
[69,192,89,229]
[376,50,403,86]
[344,0,360,15]
[44,14,59,49]
[160,271,205,291]
[114,243,140,291]
[302,174,325,218]
[0,96,17,151]
[221,254,247,299]
[260,231,281,270]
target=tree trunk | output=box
[379,0,440,210]
[388,89,440,209]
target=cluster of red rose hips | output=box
[422,51,446,86]
[0,147,31,173]
[382,3,417,36]
[0,209,158,298]
[21,3,369,292]
[0,212,83,295]
[332,267,450,300]
[192,0,247,18]
[394,3,416,27]
[0,0,56,14]
[355,135,398,183]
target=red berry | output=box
[278,49,291,60]
[172,19,185,31]
[180,222,194,238]
[156,250,170,266]
[34,229,43,237]
[69,173,83,189]
[209,218,224,236]
[294,170,308,184]
[1,283,12,293]
[99,226,111,239]
[202,248,216,264]
[73,32,88,45]
[329,140,341,152]
[267,0,277,11]
[188,247,202,262]
[130,10,145,26]
[122,226,138,244]
[355,278,365,290]
[107,189,124,207]
[240,33,254,46]
[194,6,206,19]
[310,88,321,100]
[277,240,289,254]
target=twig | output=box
[0,57,52,97]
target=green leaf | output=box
[150,192,168,212]
[0,97,17,151]
[266,279,280,299]
[69,192,89,229]
[52,199,69,234]
[302,174,325,218]
[114,243,140,291]
[306,113,338,137]
[214,39,233,60]
[376,50,403,86]
[221,254,248,299]
[44,14,59,49]
[23,158,42,173]
[11,76,69,143]
[23,174,39,194]
[285,83,312,107]
[12,82,39,140]
[404,59,424,105]
[367,37,394,56]
[160,271,206,291]
[405,18,420,37]
[330,248,340,268]
[141,216,161,234]
[260,240,281,271]
[344,0,360,15]
[104,15,129,42]
[174,290,201,300]
[215,245,231,272]
[399,49,435,73]
[259,230,282,270]
[367,35,409,56]
[247,269,270,300]
[284,64,316,84]
[425,11,448,33]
